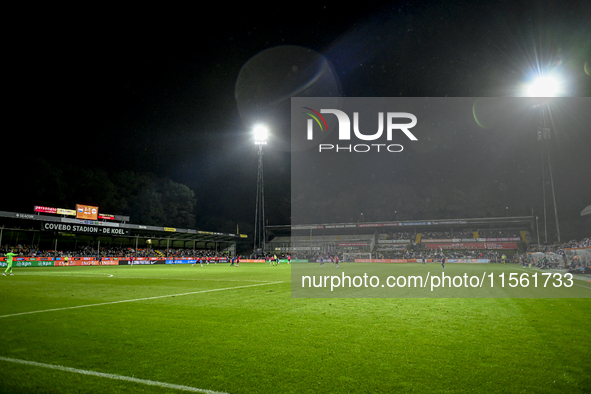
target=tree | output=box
[112,171,196,228]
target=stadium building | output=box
[266,216,535,260]
[0,205,244,259]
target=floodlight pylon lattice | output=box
[535,103,561,243]
[253,142,266,255]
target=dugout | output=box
[0,210,243,256]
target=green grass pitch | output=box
[0,263,589,393]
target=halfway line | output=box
[0,281,283,319]
[0,356,229,394]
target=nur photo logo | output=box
[302,107,418,153]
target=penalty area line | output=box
[0,281,284,319]
[0,356,229,394]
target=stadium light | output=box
[253,125,268,255]
[253,125,268,145]
[522,72,562,243]
[524,75,562,97]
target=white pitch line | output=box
[13,273,268,282]
[0,356,230,394]
[117,277,274,283]
[16,273,114,278]
[0,281,283,319]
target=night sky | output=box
[6,1,591,238]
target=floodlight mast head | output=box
[524,75,562,97]
[253,125,268,145]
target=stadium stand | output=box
[267,216,535,259]
[0,208,242,259]
[0,245,230,259]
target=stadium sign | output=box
[76,204,98,220]
[33,206,128,221]
[424,242,518,250]
[421,237,521,243]
[291,225,326,230]
[57,208,76,216]
[35,206,57,214]
[275,247,321,251]
[15,213,35,219]
[42,222,130,235]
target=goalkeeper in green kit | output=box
[3,250,17,276]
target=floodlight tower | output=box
[524,75,562,243]
[253,125,268,255]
